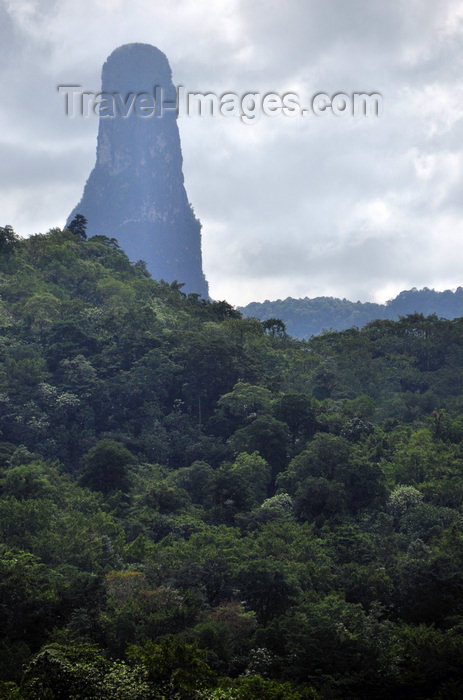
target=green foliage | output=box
[0,226,461,697]
[229,416,289,477]
[80,439,135,495]
[128,637,213,698]
[67,213,88,240]
[0,225,19,257]
[202,675,313,699]
[21,643,151,699]
[262,318,287,338]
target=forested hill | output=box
[1,224,463,699]
[240,287,463,339]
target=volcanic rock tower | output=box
[67,43,209,297]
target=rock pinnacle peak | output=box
[67,43,209,297]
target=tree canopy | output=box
[0,225,462,698]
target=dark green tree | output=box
[67,214,88,240]
[0,225,19,255]
[80,439,135,495]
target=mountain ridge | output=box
[239,287,463,338]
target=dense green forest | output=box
[0,224,463,699]
[240,288,463,339]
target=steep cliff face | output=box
[67,43,209,297]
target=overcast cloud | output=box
[0,0,461,305]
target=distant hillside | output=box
[240,287,463,339]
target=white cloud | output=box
[0,0,461,305]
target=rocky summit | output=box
[67,43,209,297]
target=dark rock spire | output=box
[67,43,208,297]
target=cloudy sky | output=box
[1,0,461,305]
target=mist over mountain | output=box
[67,43,208,297]
[240,287,463,339]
